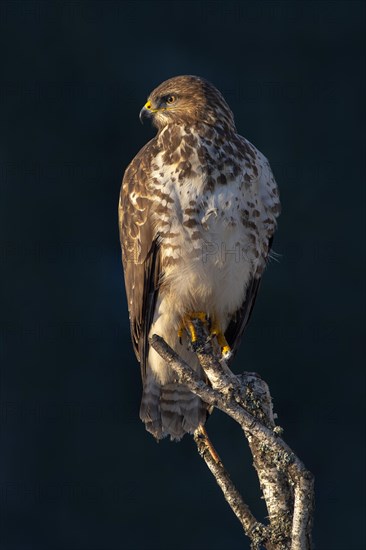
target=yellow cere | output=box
[144,100,173,113]
[144,100,159,113]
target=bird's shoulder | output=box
[121,137,161,193]
[234,133,280,214]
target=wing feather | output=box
[118,139,161,379]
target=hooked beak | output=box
[139,100,154,124]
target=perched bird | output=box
[118,75,280,441]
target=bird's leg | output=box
[178,311,208,347]
[195,424,222,464]
[178,313,231,360]
[210,318,232,360]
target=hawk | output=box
[119,75,280,441]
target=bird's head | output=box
[139,75,235,131]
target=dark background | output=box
[0,1,364,549]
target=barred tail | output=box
[139,373,207,441]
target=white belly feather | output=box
[147,174,257,384]
[164,217,253,321]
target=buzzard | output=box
[119,75,280,441]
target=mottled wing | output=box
[225,140,280,360]
[118,140,161,377]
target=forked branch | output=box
[150,327,314,550]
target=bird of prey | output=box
[119,75,280,441]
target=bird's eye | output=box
[166,95,176,104]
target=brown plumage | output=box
[119,75,280,440]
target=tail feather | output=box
[140,377,207,441]
[139,374,163,439]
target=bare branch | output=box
[150,333,314,549]
[239,373,293,546]
[194,428,269,548]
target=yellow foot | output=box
[210,319,232,359]
[178,312,207,346]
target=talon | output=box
[221,344,232,360]
[211,319,231,358]
[178,325,183,345]
[178,311,208,345]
